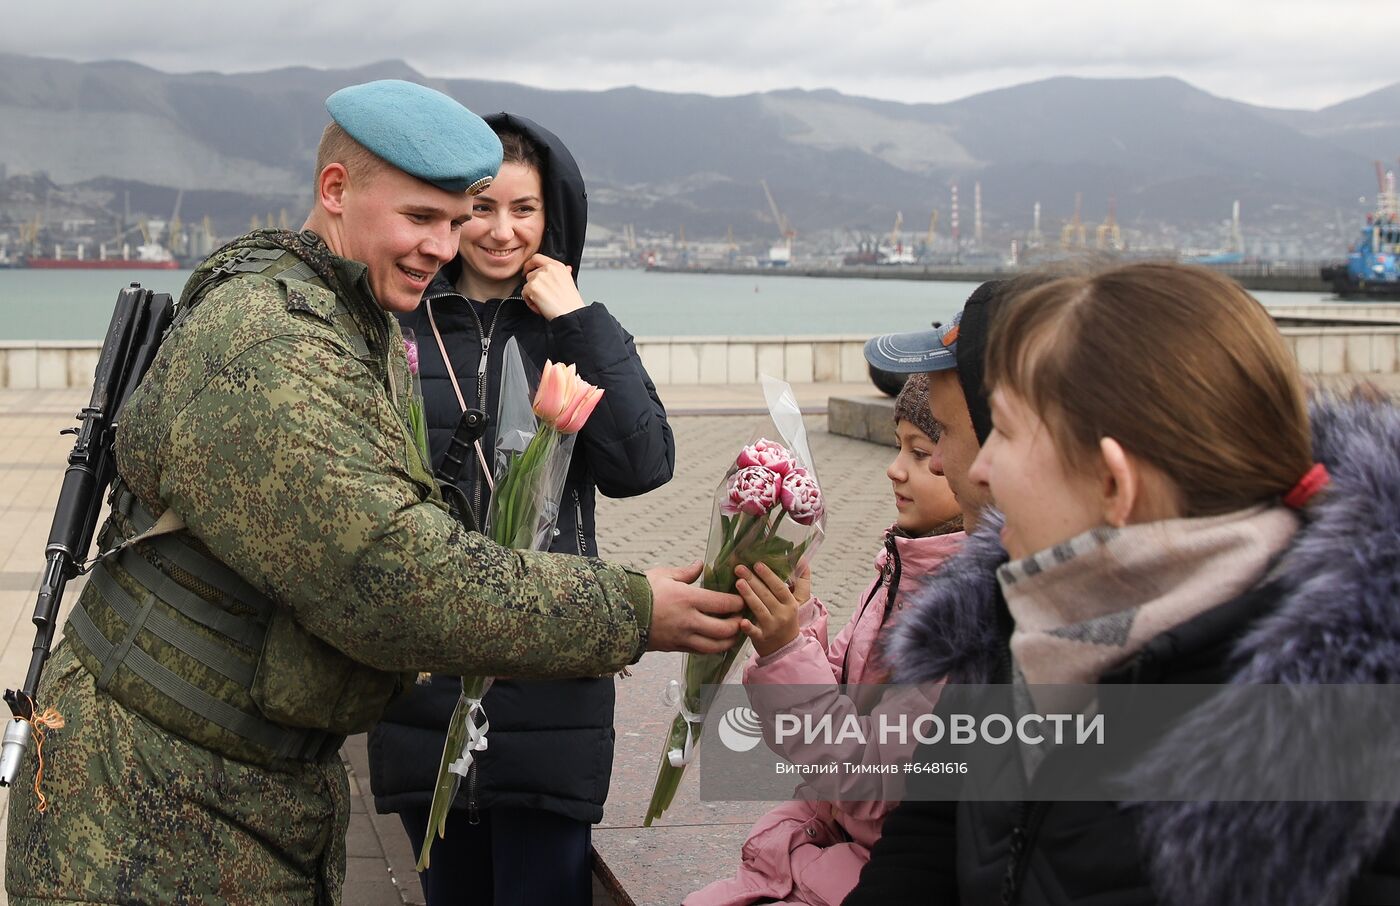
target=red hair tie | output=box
[1283,463,1329,509]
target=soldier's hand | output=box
[645,561,744,654]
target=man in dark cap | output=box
[5,80,740,905]
[864,280,1019,531]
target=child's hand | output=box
[791,561,812,603]
[736,562,804,657]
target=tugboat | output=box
[1321,165,1400,299]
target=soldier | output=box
[5,80,742,905]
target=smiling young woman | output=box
[369,113,676,906]
[455,135,549,302]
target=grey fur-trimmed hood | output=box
[881,396,1400,906]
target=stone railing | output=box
[633,335,870,385]
[3,323,1399,390]
[1283,325,1400,374]
[0,341,102,390]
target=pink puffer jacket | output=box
[686,529,965,906]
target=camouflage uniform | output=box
[6,230,652,905]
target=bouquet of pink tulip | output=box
[644,377,825,826]
[418,337,604,869]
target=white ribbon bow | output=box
[663,679,704,767]
[447,697,490,778]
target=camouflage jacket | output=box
[83,230,651,759]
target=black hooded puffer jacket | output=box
[368,113,674,823]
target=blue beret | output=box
[325,80,502,193]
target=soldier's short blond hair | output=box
[314,122,386,186]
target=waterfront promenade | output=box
[0,381,895,905]
[0,373,1395,904]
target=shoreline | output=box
[646,263,1333,293]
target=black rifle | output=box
[0,283,174,786]
[436,408,489,531]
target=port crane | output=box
[166,189,185,257]
[1061,192,1087,249]
[1375,161,1398,218]
[1095,197,1121,251]
[760,179,795,265]
[920,210,938,258]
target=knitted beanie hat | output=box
[893,373,940,441]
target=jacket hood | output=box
[883,396,1400,906]
[489,112,587,280]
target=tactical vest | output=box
[66,238,418,770]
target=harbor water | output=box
[0,266,1345,341]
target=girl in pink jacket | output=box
[687,373,965,906]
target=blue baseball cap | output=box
[325,80,502,194]
[863,280,1022,445]
[863,312,963,374]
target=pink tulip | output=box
[403,338,420,376]
[533,360,604,434]
[736,438,796,476]
[533,361,570,422]
[556,385,605,434]
[723,466,780,517]
[779,468,824,525]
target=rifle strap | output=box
[85,505,184,571]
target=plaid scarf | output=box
[999,505,1299,689]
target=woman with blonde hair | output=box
[847,263,1400,905]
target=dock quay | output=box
[647,263,1335,294]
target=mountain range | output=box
[0,52,1395,244]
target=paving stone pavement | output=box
[1,374,1395,904]
[2,375,1397,904]
[0,385,900,905]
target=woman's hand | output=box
[521,254,586,321]
[736,561,810,657]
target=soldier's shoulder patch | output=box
[279,277,338,325]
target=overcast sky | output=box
[4,0,1395,111]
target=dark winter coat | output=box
[368,114,674,824]
[846,397,1400,906]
